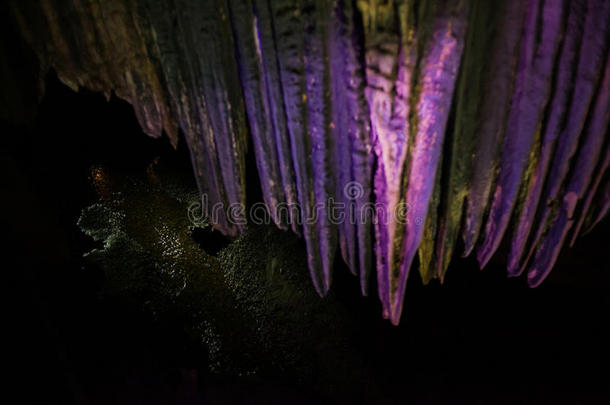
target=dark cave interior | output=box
[3,71,610,403]
[2,0,610,402]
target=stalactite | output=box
[477,0,565,269]
[358,0,417,318]
[429,0,499,283]
[521,0,610,275]
[570,139,610,247]
[526,50,610,287]
[227,0,298,233]
[462,0,527,257]
[6,0,610,324]
[393,1,468,324]
[508,0,587,276]
[329,0,374,295]
[266,0,339,295]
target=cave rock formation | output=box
[6,0,610,324]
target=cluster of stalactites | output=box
[9,0,610,324]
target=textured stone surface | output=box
[78,161,364,390]
[5,0,610,324]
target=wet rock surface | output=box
[77,160,366,396]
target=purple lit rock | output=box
[527,50,610,287]
[359,0,417,317]
[228,0,299,234]
[462,0,528,257]
[508,0,587,275]
[521,0,610,271]
[395,2,468,324]
[477,0,564,269]
[7,0,610,324]
[329,0,374,295]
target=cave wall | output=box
[4,0,609,324]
